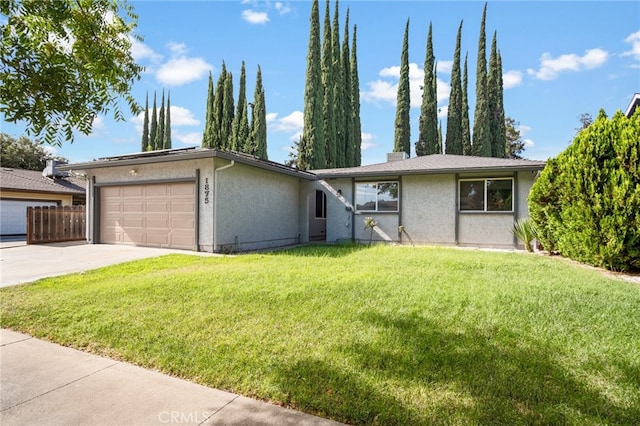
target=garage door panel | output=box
[100,182,195,250]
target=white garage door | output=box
[99,182,196,250]
[0,200,58,235]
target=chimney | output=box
[42,159,69,178]
[386,152,409,162]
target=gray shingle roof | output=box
[312,154,546,178]
[0,168,85,194]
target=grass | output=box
[1,244,639,425]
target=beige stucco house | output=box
[62,148,545,252]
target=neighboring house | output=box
[61,148,545,252]
[625,93,640,118]
[0,161,86,236]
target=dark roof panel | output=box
[1,168,85,194]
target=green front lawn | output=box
[2,245,639,424]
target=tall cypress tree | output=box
[445,21,463,155]
[212,63,228,149]
[473,3,491,157]
[321,0,336,167]
[497,51,506,157]
[149,91,157,151]
[141,92,149,151]
[202,72,215,148]
[461,52,472,155]
[232,61,249,152]
[438,120,443,153]
[299,0,324,170]
[331,0,344,167]
[350,23,362,166]
[163,92,172,150]
[249,65,268,160]
[156,89,165,150]
[488,35,506,158]
[418,22,438,156]
[394,18,411,156]
[221,72,235,150]
[342,9,354,167]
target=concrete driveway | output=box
[0,241,211,287]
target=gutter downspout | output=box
[213,160,235,252]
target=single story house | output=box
[0,161,86,236]
[61,148,545,252]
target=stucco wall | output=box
[214,160,301,252]
[401,174,456,244]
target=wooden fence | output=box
[27,206,86,244]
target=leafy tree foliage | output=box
[331,0,344,167]
[505,116,525,159]
[149,92,158,151]
[0,0,143,146]
[417,22,438,156]
[321,0,336,167]
[202,73,215,148]
[231,61,249,152]
[156,90,165,150]
[163,93,171,150]
[248,66,268,160]
[445,21,463,155]
[342,10,355,167]
[141,93,149,151]
[394,19,411,156]
[488,32,506,158]
[461,53,472,155]
[529,110,640,272]
[1,133,67,170]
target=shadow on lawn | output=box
[273,311,638,425]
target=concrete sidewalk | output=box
[0,329,344,426]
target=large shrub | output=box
[528,109,640,272]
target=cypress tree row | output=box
[248,65,268,160]
[342,9,354,167]
[321,0,336,168]
[163,93,171,150]
[221,72,235,150]
[141,93,149,151]
[394,18,411,156]
[461,52,472,155]
[211,63,227,149]
[350,24,362,166]
[472,3,491,157]
[445,21,463,155]
[202,72,215,148]
[417,22,438,156]
[149,92,157,151]
[299,0,324,170]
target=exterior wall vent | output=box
[386,152,409,162]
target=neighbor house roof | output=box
[625,93,640,118]
[0,168,85,195]
[60,147,317,181]
[312,154,546,178]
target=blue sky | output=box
[2,0,639,166]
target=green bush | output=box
[528,109,640,271]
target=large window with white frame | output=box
[355,181,399,212]
[459,178,513,212]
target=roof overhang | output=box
[625,93,640,118]
[58,148,317,181]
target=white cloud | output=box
[517,124,532,135]
[527,48,609,80]
[622,30,640,62]
[437,61,453,74]
[170,106,200,126]
[266,112,278,123]
[167,41,188,56]
[275,2,291,15]
[43,145,57,156]
[361,132,376,150]
[523,139,535,148]
[437,105,448,119]
[362,63,450,107]
[130,37,162,63]
[173,130,202,146]
[269,110,304,134]
[242,9,269,24]
[503,70,522,89]
[157,56,212,86]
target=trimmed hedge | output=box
[528,109,639,272]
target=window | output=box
[459,178,513,212]
[315,190,327,219]
[356,182,399,212]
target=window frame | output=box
[458,177,514,213]
[355,181,399,213]
[315,190,327,219]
